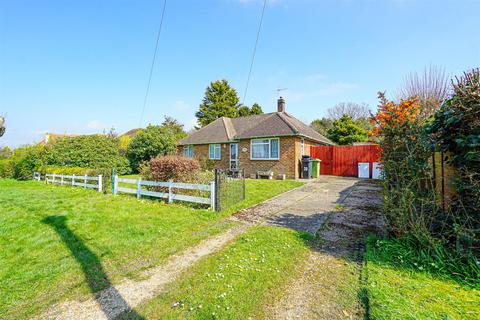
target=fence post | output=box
[111,168,115,194]
[113,175,118,195]
[98,175,102,193]
[214,169,221,212]
[61,175,64,185]
[242,169,246,200]
[210,181,216,211]
[168,180,173,204]
[136,177,142,199]
[72,174,75,186]
[84,175,87,189]
[52,173,56,184]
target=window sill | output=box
[250,158,280,161]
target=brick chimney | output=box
[277,96,286,112]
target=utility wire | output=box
[138,0,167,127]
[242,0,267,105]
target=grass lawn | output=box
[121,226,311,320]
[222,179,303,216]
[0,178,301,319]
[364,237,480,320]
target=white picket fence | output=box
[34,172,103,192]
[113,176,215,209]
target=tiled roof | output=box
[179,112,334,145]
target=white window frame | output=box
[301,138,305,156]
[209,144,221,160]
[250,138,280,160]
[183,145,193,158]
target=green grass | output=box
[364,237,480,320]
[121,226,311,320]
[0,178,300,319]
[221,179,303,216]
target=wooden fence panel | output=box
[310,145,381,178]
[113,176,215,209]
[311,146,334,175]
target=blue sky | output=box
[1,0,479,147]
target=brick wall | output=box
[238,136,298,179]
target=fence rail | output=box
[34,172,102,192]
[113,176,215,209]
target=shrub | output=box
[370,93,437,243]
[127,125,177,172]
[428,69,480,255]
[9,145,48,180]
[149,155,200,182]
[0,159,14,178]
[196,155,217,171]
[327,114,368,145]
[47,135,130,175]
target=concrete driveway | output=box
[233,175,383,235]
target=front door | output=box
[229,143,238,170]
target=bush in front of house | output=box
[149,155,201,182]
[127,125,178,172]
[47,134,130,175]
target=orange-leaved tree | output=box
[370,92,436,241]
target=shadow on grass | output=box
[42,215,145,319]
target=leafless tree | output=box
[398,65,449,118]
[0,116,5,137]
[327,102,371,120]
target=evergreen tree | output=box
[196,80,241,127]
[237,103,263,117]
[250,103,263,115]
[327,115,368,145]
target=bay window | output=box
[209,144,221,160]
[250,138,280,160]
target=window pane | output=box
[215,145,221,159]
[252,139,269,145]
[252,143,269,158]
[270,139,279,158]
[209,145,214,159]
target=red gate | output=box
[310,145,381,177]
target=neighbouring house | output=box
[178,97,334,179]
[120,128,141,138]
[37,133,78,145]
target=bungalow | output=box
[178,98,334,179]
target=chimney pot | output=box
[277,97,286,112]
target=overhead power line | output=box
[138,0,168,127]
[242,0,267,105]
